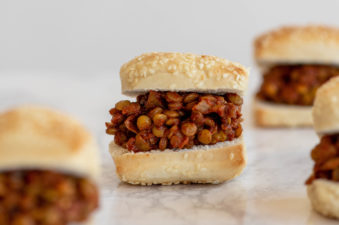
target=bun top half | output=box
[313,76,339,134]
[254,25,339,65]
[120,52,249,97]
[0,105,100,180]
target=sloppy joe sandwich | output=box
[254,25,339,127]
[0,106,100,224]
[106,52,249,185]
[306,77,339,219]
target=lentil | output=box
[106,91,243,152]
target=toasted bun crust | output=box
[313,77,339,134]
[109,138,246,185]
[0,106,100,180]
[254,25,339,65]
[120,52,249,97]
[254,99,312,127]
[307,179,339,219]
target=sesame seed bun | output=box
[307,179,339,219]
[254,25,339,66]
[120,52,249,97]
[109,138,246,185]
[313,76,339,134]
[254,99,313,127]
[0,105,100,180]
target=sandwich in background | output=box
[306,77,339,219]
[254,25,339,127]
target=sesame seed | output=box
[170,84,176,89]
[184,153,188,159]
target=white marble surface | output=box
[1,72,338,225]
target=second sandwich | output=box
[0,106,100,225]
[106,52,249,185]
[254,25,339,127]
[306,76,339,219]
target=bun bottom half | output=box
[307,179,339,219]
[254,99,313,127]
[109,138,246,185]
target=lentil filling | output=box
[257,65,339,106]
[306,134,339,185]
[0,170,99,225]
[106,91,243,152]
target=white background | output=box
[1,0,339,73]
